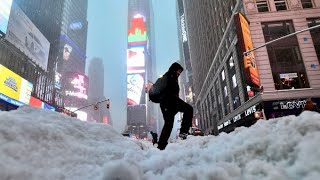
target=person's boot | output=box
[157,142,168,150]
[179,132,189,140]
[152,138,158,145]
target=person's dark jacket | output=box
[160,63,183,101]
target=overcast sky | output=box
[1,106,320,179]
[86,0,180,132]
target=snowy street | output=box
[0,106,320,180]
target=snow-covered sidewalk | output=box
[0,106,320,180]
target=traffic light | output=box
[94,104,99,110]
[106,99,110,109]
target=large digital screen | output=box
[235,13,261,87]
[128,14,147,46]
[63,72,88,108]
[55,34,86,89]
[0,0,13,37]
[5,3,50,71]
[127,73,145,105]
[127,46,145,74]
[0,64,33,105]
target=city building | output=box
[183,0,320,135]
[176,0,197,129]
[126,0,156,138]
[183,0,239,135]
[87,57,112,125]
[0,1,56,112]
[15,0,89,119]
[0,0,88,118]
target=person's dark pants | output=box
[157,97,193,150]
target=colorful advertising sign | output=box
[64,72,89,101]
[5,3,50,71]
[55,34,86,89]
[127,73,145,105]
[0,0,13,37]
[0,64,33,105]
[128,14,147,46]
[29,96,55,111]
[235,13,261,87]
[127,46,145,74]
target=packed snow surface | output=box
[0,106,320,180]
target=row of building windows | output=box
[257,0,315,12]
[197,17,320,132]
[0,41,55,105]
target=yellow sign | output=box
[0,64,33,105]
[0,64,23,101]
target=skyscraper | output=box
[87,57,112,125]
[127,0,156,138]
[10,0,89,120]
[176,0,196,128]
[14,0,89,110]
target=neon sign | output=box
[128,15,147,46]
[65,74,88,99]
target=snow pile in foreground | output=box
[0,106,320,180]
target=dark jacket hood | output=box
[168,62,184,73]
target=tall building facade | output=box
[176,0,194,106]
[127,0,156,138]
[0,0,88,118]
[183,0,320,135]
[176,0,197,129]
[0,1,56,112]
[87,57,112,125]
[16,0,89,115]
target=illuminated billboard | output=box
[0,0,13,37]
[29,96,55,111]
[63,72,89,101]
[127,73,145,105]
[0,64,33,105]
[5,3,50,71]
[55,34,86,89]
[235,13,261,87]
[128,15,147,46]
[127,46,145,74]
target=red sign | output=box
[29,96,42,108]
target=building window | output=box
[221,70,225,81]
[274,0,287,11]
[224,86,228,97]
[301,0,313,8]
[262,21,310,90]
[232,75,237,88]
[256,0,269,12]
[307,18,320,63]
[229,56,234,67]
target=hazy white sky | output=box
[86,0,180,132]
[1,106,320,179]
